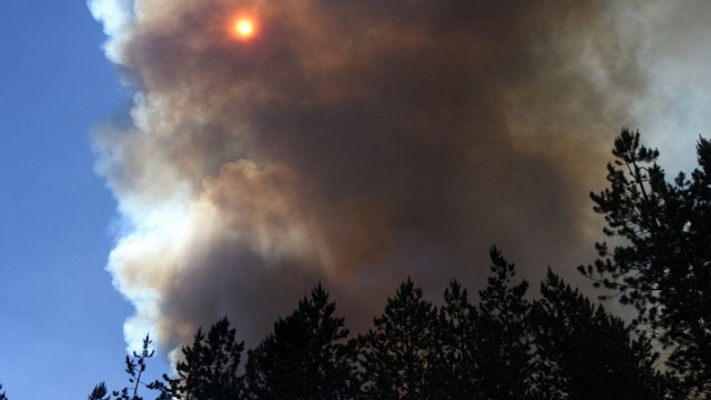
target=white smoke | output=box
[88,0,711,356]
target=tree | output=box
[359,278,439,400]
[88,382,111,400]
[0,382,7,400]
[111,335,164,400]
[161,317,244,400]
[243,284,359,400]
[532,269,673,400]
[472,247,533,400]
[435,280,482,400]
[579,128,711,389]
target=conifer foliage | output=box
[473,247,533,400]
[91,264,681,400]
[243,284,359,400]
[359,278,439,400]
[161,317,244,400]
[88,382,111,400]
[580,128,711,390]
[532,269,668,400]
[435,249,534,400]
[436,280,480,400]
[120,335,165,400]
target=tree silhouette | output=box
[161,317,244,400]
[111,335,164,400]
[359,278,439,400]
[473,246,533,400]
[0,382,7,400]
[243,284,359,400]
[435,280,482,400]
[532,269,674,400]
[88,382,111,400]
[580,128,711,390]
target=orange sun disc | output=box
[233,18,255,38]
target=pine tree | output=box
[88,382,111,400]
[532,269,673,400]
[580,128,711,390]
[435,280,483,400]
[161,317,244,400]
[0,382,7,400]
[473,247,532,400]
[243,284,359,400]
[112,335,164,400]
[359,278,439,400]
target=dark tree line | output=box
[0,130,694,400]
[162,317,244,400]
[243,284,359,400]
[84,248,680,400]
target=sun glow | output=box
[232,17,256,39]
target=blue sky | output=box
[0,1,167,399]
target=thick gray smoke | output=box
[89,0,711,356]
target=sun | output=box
[232,17,256,39]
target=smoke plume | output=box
[89,0,710,355]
